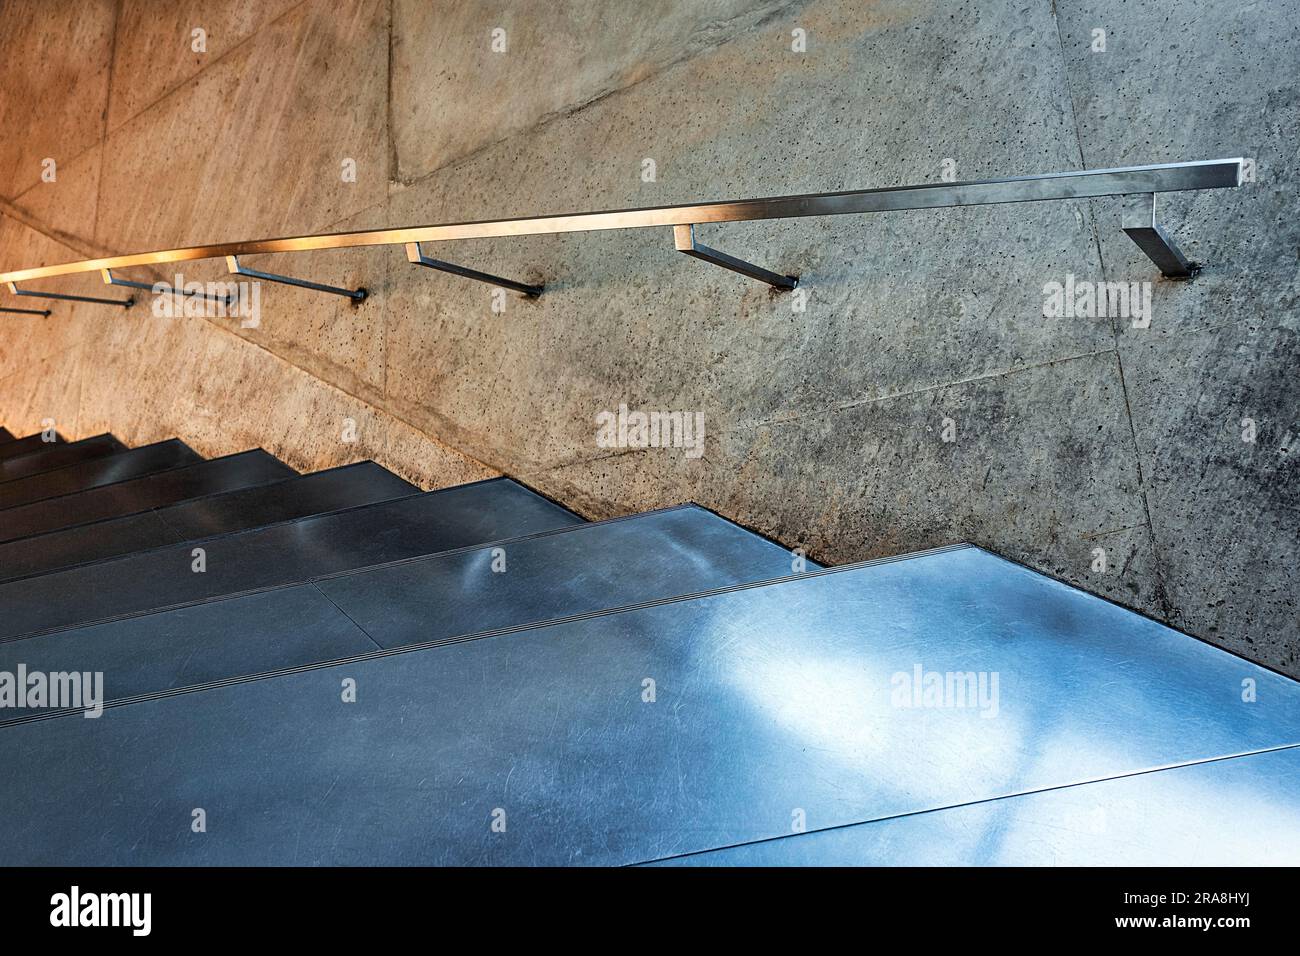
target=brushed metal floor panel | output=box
[0,477,581,641]
[0,506,810,710]
[2,546,1295,865]
[0,585,376,721]
[0,461,417,583]
[649,747,1300,866]
[0,450,293,544]
[0,431,66,461]
[0,440,201,511]
[320,504,816,650]
[0,433,125,482]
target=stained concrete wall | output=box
[0,1,1296,674]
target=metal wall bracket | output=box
[0,305,51,316]
[1122,193,1200,279]
[226,256,366,302]
[405,242,542,298]
[101,268,235,305]
[673,225,798,291]
[7,281,133,309]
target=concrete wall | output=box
[1,1,1296,674]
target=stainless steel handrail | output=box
[0,158,1243,301]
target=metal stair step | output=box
[0,477,581,641]
[0,460,418,583]
[0,586,378,724]
[1,545,1295,865]
[0,505,810,709]
[0,431,67,461]
[0,439,202,511]
[0,450,294,544]
[317,504,816,650]
[0,433,125,482]
[649,746,1300,866]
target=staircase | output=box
[0,427,1296,866]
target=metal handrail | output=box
[0,158,1244,302]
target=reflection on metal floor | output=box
[0,531,1296,865]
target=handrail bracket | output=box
[405,242,543,298]
[673,225,798,291]
[1122,193,1200,280]
[226,256,366,302]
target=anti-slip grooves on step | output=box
[0,439,202,511]
[0,450,295,544]
[0,477,582,641]
[1,546,1296,865]
[0,460,419,583]
[0,433,125,482]
[0,505,813,713]
[0,431,66,461]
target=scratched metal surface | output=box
[0,440,201,511]
[0,506,806,712]
[0,461,414,582]
[1,546,1296,865]
[0,450,294,544]
[648,747,1300,865]
[0,477,581,642]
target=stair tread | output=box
[0,460,418,582]
[2,545,1295,865]
[0,440,202,511]
[0,450,294,544]
[0,504,809,708]
[0,433,126,482]
[319,504,816,650]
[0,431,68,461]
[650,746,1300,866]
[0,477,580,640]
